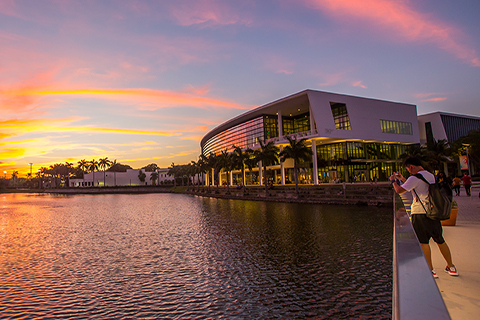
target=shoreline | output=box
[2,183,395,206]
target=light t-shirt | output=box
[400,170,435,214]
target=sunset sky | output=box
[1,0,480,177]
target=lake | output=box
[0,193,392,319]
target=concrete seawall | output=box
[47,183,393,206]
[187,183,394,206]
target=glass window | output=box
[282,112,310,136]
[264,115,279,139]
[330,102,351,130]
[380,119,412,135]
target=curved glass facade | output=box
[202,116,265,156]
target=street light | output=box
[3,171,6,179]
[462,143,471,176]
[28,163,33,177]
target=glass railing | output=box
[392,191,451,319]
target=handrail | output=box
[392,193,451,319]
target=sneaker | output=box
[445,265,459,276]
[432,269,439,278]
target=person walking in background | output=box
[452,175,462,196]
[462,172,472,196]
[390,157,458,278]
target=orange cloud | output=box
[422,97,447,102]
[304,0,480,67]
[0,118,175,139]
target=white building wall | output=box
[70,168,204,187]
[417,112,448,144]
[307,91,420,144]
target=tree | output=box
[142,163,159,172]
[168,162,177,187]
[220,149,233,190]
[231,145,248,191]
[98,157,112,186]
[150,171,158,185]
[243,149,257,186]
[208,152,223,191]
[254,139,279,192]
[77,159,88,186]
[138,170,146,184]
[11,170,18,187]
[197,154,209,190]
[425,139,451,172]
[279,135,311,194]
[89,159,99,187]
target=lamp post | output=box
[3,171,6,179]
[28,163,33,177]
[462,143,471,176]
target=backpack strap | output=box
[412,173,430,214]
[414,173,431,185]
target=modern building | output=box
[201,89,420,185]
[418,111,480,145]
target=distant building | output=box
[200,89,419,184]
[418,111,480,145]
[70,167,206,187]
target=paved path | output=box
[431,186,480,320]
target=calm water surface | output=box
[0,193,392,319]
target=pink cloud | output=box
[168,1,252,27]
[303,0,480,67]
[352,80,367,89]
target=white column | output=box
[312,140,318,185]
[258,160,263,186]
[211,168,215,185]
[242,163,246,185]
[278,110,283,139]
[229,171,233,186]
[280,146,285,185]
[309,106,315,134]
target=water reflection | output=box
[0,193,392,319]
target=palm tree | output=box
[244,148,257,186]
[89,159,99,187]
[168,162,177,187]
[279,135,312,194]
[64,162,74,187]
[77,159,88,186]
[208,152,223,191]
[197,154,209,190]
[231,145,248,191]
[110,159,117,186]
[11,170,18,188]
[150,171,159,185]
[98,157,112,186]
[39,167,48,189]
[254,139,279,192]
[425,139,451,172]
[220,149,233,190]
[190,160,198,187]
[138,170,146,184]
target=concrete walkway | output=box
[431,186,480,320]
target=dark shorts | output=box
[411,214,445,244]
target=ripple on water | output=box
[0,193,392,319]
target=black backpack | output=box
[413,173,453,220]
